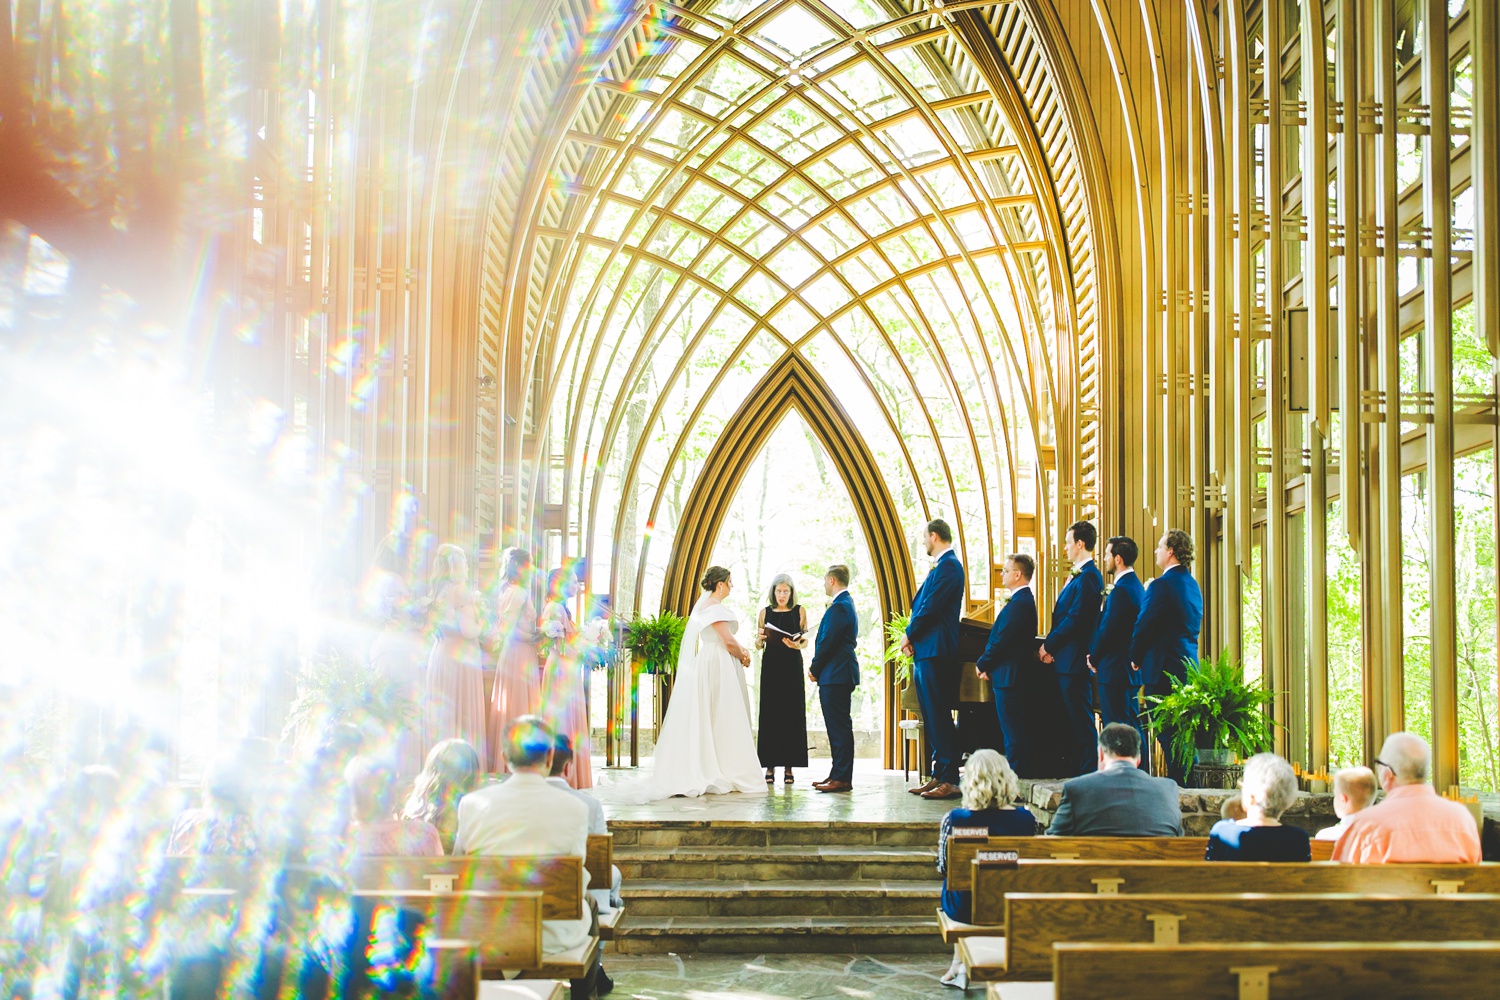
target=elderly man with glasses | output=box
[1330,732,1481,864]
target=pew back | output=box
[585,834,611,893]
[1051,941,1500,999]
[1004,892,1500,978]
[945,838,1333,893]
[970,861,1500,925]
[350,856,585,920]
[353,890,544,972]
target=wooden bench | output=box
[1000,940,1500,999]
[937,838,1334,942]
[970,861,1500,926]
[998,891,1500,979]
[585,834,624,940]
[349,856,586,921]
[356,938,565,1000]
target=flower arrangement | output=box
[581,616,618,671]
[623,612,687,675]
[1139,649,1278,772]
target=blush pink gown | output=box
[423,585,487,765]
[539,601,592,788]
[488,584,543,772]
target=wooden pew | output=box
[938,838,1334,942]
[999,892,1500,979]
[349,856,586,921]
[357,938,566,1000]
[946,837,1334,894]
[1035,941,1500,999]
[354,890,546,973]
[585,834,623,940]
[970,861,1500,926]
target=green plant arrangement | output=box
[1140,648,1279,772]
[884,612,914,687]
[281,645,415,747]
[623,612,687,675]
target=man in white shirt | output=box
[455,715,610,997]
[547,733,623,911]
[1315,766,1377,841]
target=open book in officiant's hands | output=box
[762,621,807,641]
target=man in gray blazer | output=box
[1046,723,1183,836]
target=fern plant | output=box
[884,612,914,687]
[281,645,415,748]
[1140,649,1278,771]
[623,612,686,675]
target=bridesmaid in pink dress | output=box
[422,544,487,765]
[539,568,592,788]
[487,547,544,772]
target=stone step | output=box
[609,820,935,849]
[614,845,939,882]
[608,914,946,955]
[620,879,941,918]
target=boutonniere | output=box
[1067,566,1081,579]
[1103,583,1115,596]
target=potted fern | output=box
[282,646,415,753]
[624,611,687,729]
[885,612,921,712]
[1140,649,1277,778]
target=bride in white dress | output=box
[605,566,767,802]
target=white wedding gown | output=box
[602,598,767,802]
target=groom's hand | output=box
[808,670,816,682]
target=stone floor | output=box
[603,951,958,999]
[594,759,955,824]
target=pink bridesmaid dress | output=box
[538,600,592,788]
[423,584,488,765]
[488,583,544,772]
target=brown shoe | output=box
[817,780,853,793]
[920,782,962,800]
[811,777,834,789]
[908,778,941,796]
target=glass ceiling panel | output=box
[530,0,1088,616]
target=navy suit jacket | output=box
[1044,562,1103,676]
[974,587,1038,689]
[809,590,860,687]
[1089,571,1145,686]
[1128,565,1203,686]
[906,549,965,661]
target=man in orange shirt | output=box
[1331,732,1481,864]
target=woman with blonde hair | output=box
[487,547,543,772]
[539,566,592,788]
[937,749,1036,989]
[422,544,487,762]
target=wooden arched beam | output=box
[660,351,917,627]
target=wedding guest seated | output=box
[1332,732,1481,863]
[1046,723,1183,836]
[456,716,611,999]
[1205,753,1311,861]
[547,733,623,911]
[1219,793,1247,822]
[168,756,258,856]
[400,738,481,855]
[1315,766,1377,841]
[937,750,1034,990]
[345,755,443,856]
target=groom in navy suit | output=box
[1130,529,1203,785]
[810,564,859,793]
[1089,536,1147,758]
[975,554,1038,775]
[903,519,965,800]
[1039,521,1104,776]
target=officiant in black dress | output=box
[755,574,809,784]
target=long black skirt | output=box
[757,646,809,768]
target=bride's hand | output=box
[740,649,751,667]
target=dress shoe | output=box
[908,778,941,796]
[596,967,615,996]
[816,780,853,793]
[811,777,834,789]
[920,782,962,800]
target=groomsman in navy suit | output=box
[1088,536,1147,759]
[810,564,859,793]
[902,519,965,800]
[1038,521,1104,775]
[975,554,1038,775]
[1130,529,1204,785]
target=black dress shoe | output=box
[596,967,615,996]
